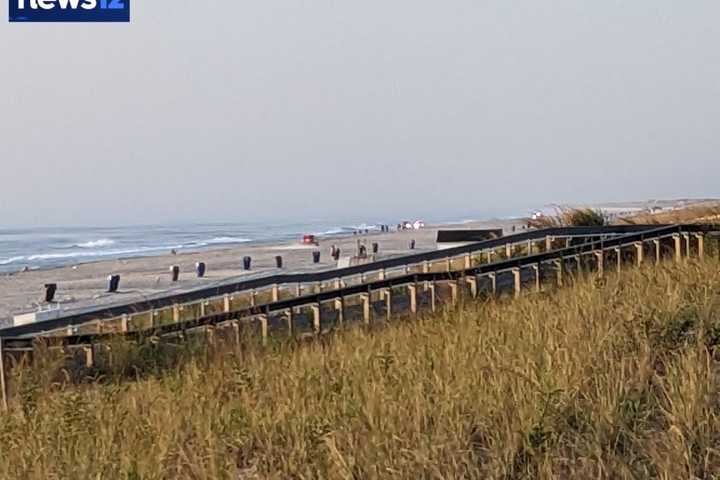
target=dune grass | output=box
[620,202,720,225]
[2,257,720,479]
[529,208,610,229]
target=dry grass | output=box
[529,208,609,229]
[3,258,720,479]
[619,201,720,225]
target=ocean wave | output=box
[201,236,252,245]
[0,237,254,267]
[0,256,26,266]
[75,239,116,248]
[315,225,381,236]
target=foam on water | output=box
[75,239,116,248]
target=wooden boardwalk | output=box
[0,223,718,409]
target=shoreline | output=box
[0,217,525,325]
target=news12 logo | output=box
[9,0,130,22]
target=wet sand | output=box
[0,218,524,326]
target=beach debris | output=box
[43,283,57,303]
[275,256,283,269]
[243,256,252,270]
[107,274,121,293]
[312,251,321,263]
[170,265,180,282]
[196,262,206,278]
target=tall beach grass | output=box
[2,258,720,478]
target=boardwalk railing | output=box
[0,224,684,340]
[1,224,716,348]
[0,223,718,410]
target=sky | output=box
[1,0,719,227]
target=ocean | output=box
[0,218,468,274]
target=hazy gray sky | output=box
[1,1,718,226]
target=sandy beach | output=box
[0,218,525,326]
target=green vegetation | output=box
[2,259,720,479]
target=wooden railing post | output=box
[554,259,563,287]
[0,337,8,411]
[653,239,661,263]
[614,247,622,273]
[311,304,321,335]
[464,253,472,269]
[285,309,294,337]
[448,280,458,304]
[545,236,553,251]
[335,298,344,324]
[695,233,705,259]
[84,345,95,368]
[378,270,386,301]
[466,276,478,298]
[232,320,241,348]
[271,284,279,302]
[594,250,604,277]
[258,314,268,346]
[361,294,371,325]
[532,264,540,292]
[429,283,437,312]
[673,234,682,263]
[512,268,521,298]
[223,294,231,313]
[206,325,216,347]
[408,284,418,314]
[250,290,257,307]
[384,289,392,321]
[488,272,497,296]
[634,242,644,266]
[505,244,512,258]
[683,233,691,260]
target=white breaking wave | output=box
[0,237,254,267]
[0,256,26,265]
[75,239,116,248]
[315,225,381,236]
[201,236,252,245]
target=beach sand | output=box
[0,218,525,326]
